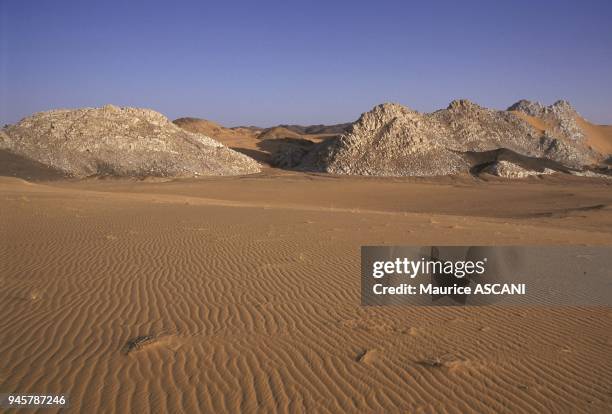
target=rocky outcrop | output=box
[268,139,316,168]
[293,100,598,177]
[1,105,260,178]
[507,99,584,141]
[481,161,555,178]
[297,103,467,176]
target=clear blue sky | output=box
[1,0,611,126]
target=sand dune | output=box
[1,172,612,413]
[257,126,304,140]
[174,118,274,164]
[273,123,352,136]
[576,118,612,155]
[510,111,549,134]
[173,117,260,144]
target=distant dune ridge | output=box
[294,100,611,177]
[267,123,352,136]
[173,118,344,167]
[173,117,259,141]
[257,126,304,141]
[0,105,260,178]
[173,118,348,143]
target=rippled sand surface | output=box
[1,172,611,413]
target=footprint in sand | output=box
[408,327,422,336]
[122,333,183,355]
[29,289,43,301]
[356,349,380,364]
[417,356,445,368]
[417,355,482,373]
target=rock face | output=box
[269,139,316,168]
[507,99,584,141]
[481,161,555,178]
[1,105,260,177]
[295,100,599,176]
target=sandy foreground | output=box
[1,170,611,413]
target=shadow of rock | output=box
[230,147,270,164]
[257,137,320,169]
[0,149,68,181]
[465,148,576,176]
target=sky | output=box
[1,0,611,126]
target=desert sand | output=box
[1,168,612,413]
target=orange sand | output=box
[1,170,612,412]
